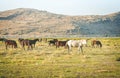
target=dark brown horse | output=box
[18,38,39,50]
[18,38,31,50]
[29,39,39,48]
[5,40,17,50]
[91,40,102,48]
[55,40,68,48]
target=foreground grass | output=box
[0,38,120,78]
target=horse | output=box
[66,40,87,54]
[5,40,17,50]
[91,40,102,48]
[55,40,68,48]
[48,39,58,46]
[29,38,39,48]
[18,38,39,50]
[18,38,31,50]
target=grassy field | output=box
[0,38,120,78]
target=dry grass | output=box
[0,38,120,78]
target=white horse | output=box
[66,39,87,54]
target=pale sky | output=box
[0,0,120,15]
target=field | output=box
[0,38,120,78]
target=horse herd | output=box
[0,38,102,54]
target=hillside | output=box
[0,8,120,37]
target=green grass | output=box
[0,38,120,78]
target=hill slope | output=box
[0,8,120,37]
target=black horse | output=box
[5,40,17,50]
[29,39,39,48]
[48,39,58,46]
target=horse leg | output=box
[80,46,83,54]
[22,44,25,50]
[66,44,70,53]
[5,44,8,50]
[68,45,72,54]
[12,45,13,50]
[78,46,80,54]
[31,45,33,50]
[34,44,35,48]
[23,45,25,50]
[78,46,83,54]
[55,42,57,49]
[28,45,30,50]
[56,45,57,49]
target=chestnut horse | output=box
[55,40,68,48]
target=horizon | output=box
[0,8,120,16]
[0,0,120,15]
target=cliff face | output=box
[0,8,120,37]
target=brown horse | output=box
[18,38,31,50]
[18,38,39,50]
[55,40,68,48]
[91,40,102,48]
[5,40,17,50]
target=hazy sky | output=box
[0,0,120,15]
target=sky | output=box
[0,0,120,15]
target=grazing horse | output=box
[18,38,31,50]
[55,40,68,48]
[5,40,17,50]
[29,39,39,48]
[18,38,39,50]
[48,39,58,46]
[91,40,102,48]
[66,40,87,54]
